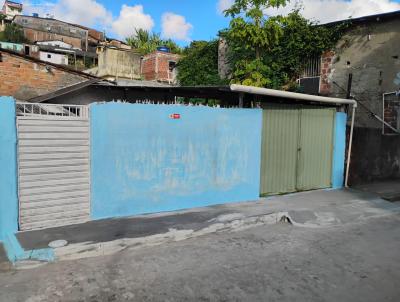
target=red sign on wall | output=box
[169,113,181,119]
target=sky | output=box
[19,0,400,45]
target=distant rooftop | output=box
[3,0,22,8]
[322,10,400,26]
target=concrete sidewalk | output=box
[0,243,11,272]
[354,179,400,202]
[12,188,400,266]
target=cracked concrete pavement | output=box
[1,188,400,301]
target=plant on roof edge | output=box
[126,29,182,55]
[0,23,27,44]
[223,0,288,87]
[176,40,228,87]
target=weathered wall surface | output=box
[324,18,400,184]
[218,38,230,80]
[0,97,18,241]
[349,126,400,185]
[96,48,141,79]
[0,50,86,101]
[90,103,262,219]
[327,18,400,128]
[14,16,87,50]
[142,51,180,83]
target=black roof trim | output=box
[28,78,102,103]
[0,47,98,79]
[322,10,400,26]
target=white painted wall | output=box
[39,51,69,65]
[3,3,22,20]
[36,41,74,49]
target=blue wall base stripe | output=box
[2,233,55,264]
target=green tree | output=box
[162,38,183,55]
[266,10,348,89]
[176,40,226,86]
[126,29,182,55]
[224,0,288,87]
[0,23,27,43]
[223,3,348,90]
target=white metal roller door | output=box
[17,103,90,231]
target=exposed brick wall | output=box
[88,29,104,42]
[0,51,87,101]
[141,56,156,81]
[319,50,335,95]
[142,51,180,83]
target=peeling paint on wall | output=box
[394,72,400,86]
[90,103,262,219]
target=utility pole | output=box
[346,73,353,99]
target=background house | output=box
[0,41,39,57]
[297,11,400,185]
[0,47,96,101]
[85,47,181,84]
[1,0,22,21]
[142,49,180,84]
[12,15,103,52]
[85,46,142,80]
[35,43,98,69]
[3,11,181,86]
[39,50,68,65]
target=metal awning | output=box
[230,84,357,107]
[89,83,357,107]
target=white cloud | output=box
[161,12,193,41]
[112,5,154,38]
[23,0,112,28]
[22,1,154,39]
[264,0,400,23]
[217,0,400,22]
[22,1,55,18]
[217,0,234,14]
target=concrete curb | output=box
[53,212,290,262]
[8,188,400,269]
[2,233,55,266]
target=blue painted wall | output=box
[332,112,347,189]
[0,97,18,241]
[0,42,23,52]
[91,103,262,219]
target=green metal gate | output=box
[260,105,335,196]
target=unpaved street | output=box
[1,211,400,302]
